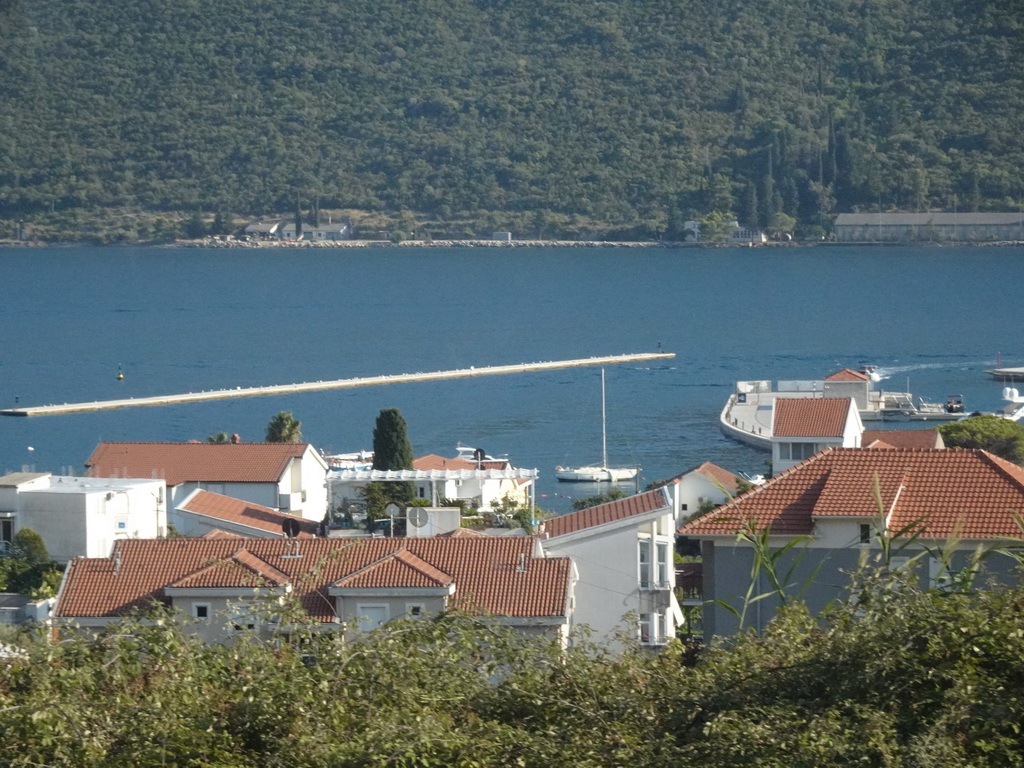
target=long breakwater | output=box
[0,353,675,417]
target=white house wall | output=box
[542,513,676,648]
[672,474,736,525]
[17,480,165,561]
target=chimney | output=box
[516,553,527,573]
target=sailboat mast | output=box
[601,367,608,469]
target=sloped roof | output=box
[413,454,509,471]
[825,368,869,382]
[542,489,669,539]
[85,442,314,485]
[178,490,319,537]
[437,527,487,538]
[773,398,854,438]
[680,448,1024,540]
[169,549,291,589]
[55,536,570,622]
[668,462,741,493]
[862,429,944,450]
[333,549,453,589]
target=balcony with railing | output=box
[675,563,703,604]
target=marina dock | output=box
[0,353,675,418]
[985,367,1024,382]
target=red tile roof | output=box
[413,454,509,471]
[437,527,487,538]
[773,398,853,438]
[542,489,669,539]
[85,442,315,485]
[55,536,570,622]
[169,549,291,589]
[825,368,869,382]
[668,462,741,493]
[413,454,475,471]
[334,549,453,589]
[862,429,944,450]
[680,448,1024,540]
[179,490,319,537]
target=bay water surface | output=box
[1,244,1021,512]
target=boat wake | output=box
[872,360,993,381]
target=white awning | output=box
[326,468,538,481]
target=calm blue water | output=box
[1,244,1022,512]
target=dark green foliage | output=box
[11,528,48,565]
[264,410,302,443]
[372,408,414,471]
[938,414,1024,465]
[0,528,62,598]
[572,486,629,511]
[5,575,1024,765]
[0,0,1021,239]
[368,407,415,514]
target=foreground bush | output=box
[2,572,1024,766]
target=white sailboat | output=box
[555,368,639,483]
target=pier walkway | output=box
[1,352,674,418]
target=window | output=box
[638,540,651,588]
[193,603,211,620]
[656,542,670,587]
[0,519,12,543]
[229,604,258,631]
[859,524,872,544]
[779,442,818,461]
[639,611,666,645]
[929,556,974,592]
[406,603,424,619]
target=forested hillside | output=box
[1,0,1021,240]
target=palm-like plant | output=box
[266,411,302,443]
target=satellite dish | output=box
[408,507,428,528]
[281,517,301,538]
[473,448,486,463]
[385,502,401,519]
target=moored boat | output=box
[556,368,639,483]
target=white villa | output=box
[0,472,167,562]
[85,441,329,522]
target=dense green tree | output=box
[265,410,302,443]
[11,527,48,565]
[367,407,415,515]
[938,414,1024,465]
[0,527,62,597]
[372,408,414,472]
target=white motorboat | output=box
[1001,387,1024,422]
[555,368,639,483]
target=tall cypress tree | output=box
[372,408,414,471]
[370,408,415,509]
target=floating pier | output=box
[0,353,675,417]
